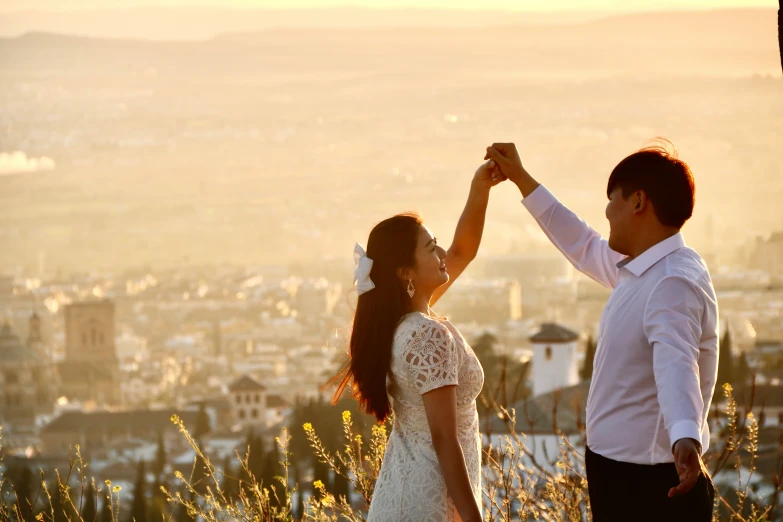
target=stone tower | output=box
[0,321,57,430]
[59,300,121,405]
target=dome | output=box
[0,322,40,363]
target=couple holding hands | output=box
[333,142,717,522]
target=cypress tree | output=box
[173,490,196,522]
[14,465,34,520]
[714,325,735,403]
[332,469,350,503]
[220,454,237,504]
[129,460,148,522]
[153,432,167,479]
[99,493,113,522]
[248,435,266,486]
[191,438,208,494]
[580,335,596,381]
[312,458,331,491]
[262,443,283,507]
[81,481,98,522]
[261,443,282,490]
[194,403,211,439]
[293,462,305,520]
[735,351,751,387]
[148,477,167,522]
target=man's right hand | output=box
[484,143,540,197]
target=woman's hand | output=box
[471,159,507,192]
[430,159,504,307]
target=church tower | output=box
[27,309,45,359]
[59,300,121,405]
[530,323,580,397]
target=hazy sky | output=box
[1,0,773,11]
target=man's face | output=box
[606,187,637,255]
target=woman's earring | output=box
[407,279,415,298]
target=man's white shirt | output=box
[522,185,719,465]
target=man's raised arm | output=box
[486,143,624,289]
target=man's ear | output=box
[633,190,648,214]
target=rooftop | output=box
[489,380,590,435]
[228,374,267,392]
[529,323,580,344]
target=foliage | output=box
[0,384,780,522]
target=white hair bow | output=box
[353,242,376,296]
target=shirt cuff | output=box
[669,420,702,451]
[520,184,558,219]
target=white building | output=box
[228,375,268,429]
[530,323,580,397]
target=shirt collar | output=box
[617,233,686,277]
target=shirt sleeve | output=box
[403,320,459,395]
[521,185,624,289]
[644,275,705,449]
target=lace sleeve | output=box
[403,320,459,395]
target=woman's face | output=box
[408,225,448,293]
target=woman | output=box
[331,159,506,521]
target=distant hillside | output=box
[215,8,774,51]
[0,6,610,41]
[1,8,777,80]
[0,6,774,44]
[1,8,774,50]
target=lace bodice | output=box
[367,312,485,521]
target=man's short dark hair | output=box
[606,140,695,229]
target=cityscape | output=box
[0,2,782,520]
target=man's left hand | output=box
[669,438,701,498]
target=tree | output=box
[194,403,211,439]
[293,461,305,520]
[580,335,596,381]
[261,443,282,490]
[714,325,735,403]
[148,477,167,522]
[245,434,266,489]
[43,483,76,522]
[312,457,331,491]
[81,481,98,522]
[13,465,34,520]
[173,491,196,522]
[153,432,167,480]
[262,443,283,507]
[99,493,113,522]
[332,468,350,502]
[191,438,208,494]
[735,351,751,387]
[472,332,502,380]
[129,460,148,522]
[220,455,238,504]
[47,485,66,522]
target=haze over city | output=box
[0,1,781,520]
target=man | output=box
[486,141,717,522]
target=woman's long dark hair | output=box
[330,212,422,422]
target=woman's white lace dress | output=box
[367,311,485,522]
